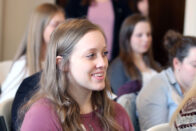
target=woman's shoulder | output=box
[11,55,26,70]
[138,69,170,99]
[174,97,196,130]
[113,101,134,130]
[109,57,126,73]
[24,98,55,118]
[14,55,26,63]
[109,57,123,68]
[1,55,28,96]
[113,102,129,120]
[145,68,171,86]
[113,101,126,112]
[181,97,196,114]
[108,57,125,75]
[21,98,62,131]
[142,71,166,88]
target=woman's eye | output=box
[136,34,142,37]
[192,64,196,68]
[103,51,108,56]
[86,53,95,58]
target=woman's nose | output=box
[96,55,108,69]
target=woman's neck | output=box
[174,70,187,95]
[68,84,93,114]
[133,53,149,72]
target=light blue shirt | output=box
[136,67,183,131]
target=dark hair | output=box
[128,0,141,13]
[119,14,160,80]
[163,30,196,67]
[81,0,95,5]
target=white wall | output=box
[0,0,54,61]
[183,0,196,36]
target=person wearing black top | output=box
[11,72,41,131]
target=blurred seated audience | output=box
[108,14,161,131]
[116,79,142,131]
[6,3,65,131]
[136,30,196,131]
[0,3,65,104]
[128,0,149,17]
[64,0,132,61]
[108,14,161,94]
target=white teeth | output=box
[94,73,103,77]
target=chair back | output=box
[0,116,8,131]
[0,97,14,131]
[117,93,140,131]
[147,123,170,131]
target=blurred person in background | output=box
[137,30,196,131]
[64,0,132,61]
[108,14,160,94]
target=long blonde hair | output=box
[19,19,122,131]
[14,3,65,75]
[170,77,196,126]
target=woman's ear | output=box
[56,56,69,71]
[173,57,181,72]
[56,56,63,65]
[56,56,63,70]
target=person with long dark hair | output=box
[108,14,160,94]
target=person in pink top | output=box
[64,0,132,61]
[19,19,134,131]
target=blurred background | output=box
[0,0,196,66]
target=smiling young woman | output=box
[19,19,134,131]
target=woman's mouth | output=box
[92,72,105,81]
